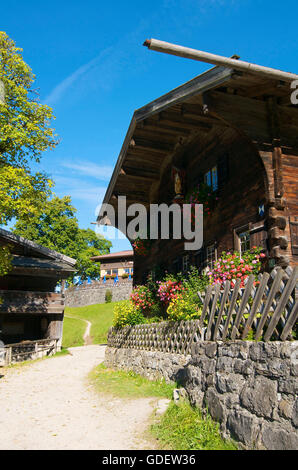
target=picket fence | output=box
[107,267,298,354]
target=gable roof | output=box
[0,228,76,268]
[91,250,133,262]
[97,60,298,223]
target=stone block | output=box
[261,423,298,450]
[204,388,225,423]
[240,376,277,418]
[226,410,258,447]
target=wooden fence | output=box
[0,338,59,366]
[107,267,298,354]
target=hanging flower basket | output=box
[185,183,218,224]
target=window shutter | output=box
[249,221,267,251]
[218,154,229,190]
[289,218,298,255]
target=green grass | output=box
[89,363,176,399]
[89,363,238,450]
[64,301,122,346]
[62,316,86,348]
[151,401,238,450]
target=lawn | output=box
[63,301,119,347]
[62,316,86,348]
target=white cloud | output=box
[61,161,113,181]
[53,175,107,205]
[43,47,113,106]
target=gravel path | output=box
[0,345,157,450]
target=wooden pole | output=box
[144,39,298,83]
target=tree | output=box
[0,31,57,168]
[13,196,112,280]
[0,166,53,225]
[0,31,57,275]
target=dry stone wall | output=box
[64,281,132,307]
[105,340,298,450]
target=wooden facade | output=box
[0,228,76,346]
[98,64,298,285]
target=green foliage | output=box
[0,245,12,277]
[0,31,57,168]
[151,401,237,450]
[0,166,53,226]
[167,292,202,321]
[113,300,146,328]
[0,32,57,277]
[13,195,112,280]
[105,289,112,303]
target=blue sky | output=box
[2,0,298,252]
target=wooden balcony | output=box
[0,290,64,315]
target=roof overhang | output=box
[97,62,298,226]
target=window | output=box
[125,268,130,274]
[206,244,217,269]
[204,166,218,191]
[239,231,250,254]
[106,270,111,275]
[112,269,118,275]
[182,254,189,272]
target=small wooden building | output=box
[98,60,298,285]
[0,228,76,347]
[91,250,134,278]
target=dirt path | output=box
[0,345,157,450]
[65,314,93,345]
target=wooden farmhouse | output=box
[0,228,76,346]
[91,250,134,278]
[97,57,298,285]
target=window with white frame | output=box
[239,231,250,255]
[206,244,217,269]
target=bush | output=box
[130,285,156,316]
[105,289,112,303]
[207,247,266,288]
[121,273,129,279]
[156,279,185,305]
[113,301,146,328]
[167,292,202,321]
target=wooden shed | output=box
[0,228,76,347]
[97,58,298,285]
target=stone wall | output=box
[65,281,132,308]
[105,340,298,450]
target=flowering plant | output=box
[185,182,218,219]
[113,300,146,328]
[132,237,151,256]
[167,292,202,321]
[156,279,185,305]
[207,247,266,288]
[130,285,155,314]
